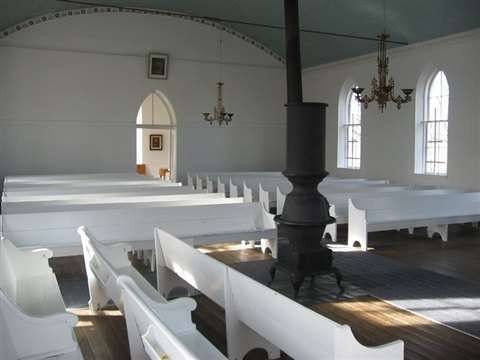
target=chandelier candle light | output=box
[352,0,413,112]
[203,29,234,125]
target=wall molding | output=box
[0,118,286,129]
[0,6,285,64]
[0,43,284,70]
[304,27,480,74]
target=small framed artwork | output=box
[148,53,168,79]
[150,134,163,151]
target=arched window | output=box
[424,71,449,175]
[344,90,362,169]
[338,80,362,169]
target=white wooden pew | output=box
[276,187,454,242]
[3,193,237,214]
[232,175,389,205]
[118,276,227,360]
[348,192,480,250]
[3,178,167,191]
[155,229,404,360]
[2,186,204,203]
[4,172,145,186]
[0,237,82,359]
[78,227,224,359]
[4,202,276,257]
[3,181,182,197]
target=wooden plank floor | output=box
[71,308,130,360]
[62,228,480,359]
[312,296,480,360]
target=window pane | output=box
[345,91,362,169]
[425,71,449,175]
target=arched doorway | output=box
[136,91,177,180]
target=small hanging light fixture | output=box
[352,0,413,112]
[203,28,234,125]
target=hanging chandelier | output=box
[352,1,413,112]
[203,29,234,125]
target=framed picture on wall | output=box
[150,134,163,151]
[148,53,169,79]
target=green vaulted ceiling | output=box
[2,0,480,67]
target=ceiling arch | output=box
[0,6,285,64]
[1,0,480,67]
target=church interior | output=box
[1,1,480,359]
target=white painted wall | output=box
[0,11,286,182]
[303,29,480,190]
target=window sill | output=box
[337,167,361,171]
[414,172,448,178]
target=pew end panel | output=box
[348,199,368,251]
[154,228,199,299]
[187,173,194,188]
[229,178,239,198]
[334,325,404,359]
[155,228,227,308]
[243,181,253,203]
[276,187,286,215]
[195,175,203,191]
[259,183,270,213]
[0,237,82,359]
[206,176,215,193]
[324,204,338,242]
[78,226,132,311]
[217,177,227,197]
[427,224,449,241]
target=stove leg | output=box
[291,273,305,299]
[332,267,344,292]
[268,264,276,285]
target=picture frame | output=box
[149,134,163,151]
[148,53,169,79]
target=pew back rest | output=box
[155,228,227,307]
[5,179,178,191]
[3,186,204,203]
[79,226,164,307]
[366,201,480,224]
[324,188,461,214]
[4,203,265,249]
[226,267,403,359]
[4,194,240,215]
[0,237,53,304]
[352,192,479,213]
[4,182,183,197]
[118,275,227,360]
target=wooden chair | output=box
[159,168,170,180]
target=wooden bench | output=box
[0,237,82,359]
[3,193,237,214]
[4,172,147,187]
[2,185,204,204]
[277,187,459,242]
[3,177,167,190]
[348,192,480,250]
[118,276,227,360]
[2,181,183,197]
[78,226,224,359]
[155,228,404,360]
[4,202,277,257]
